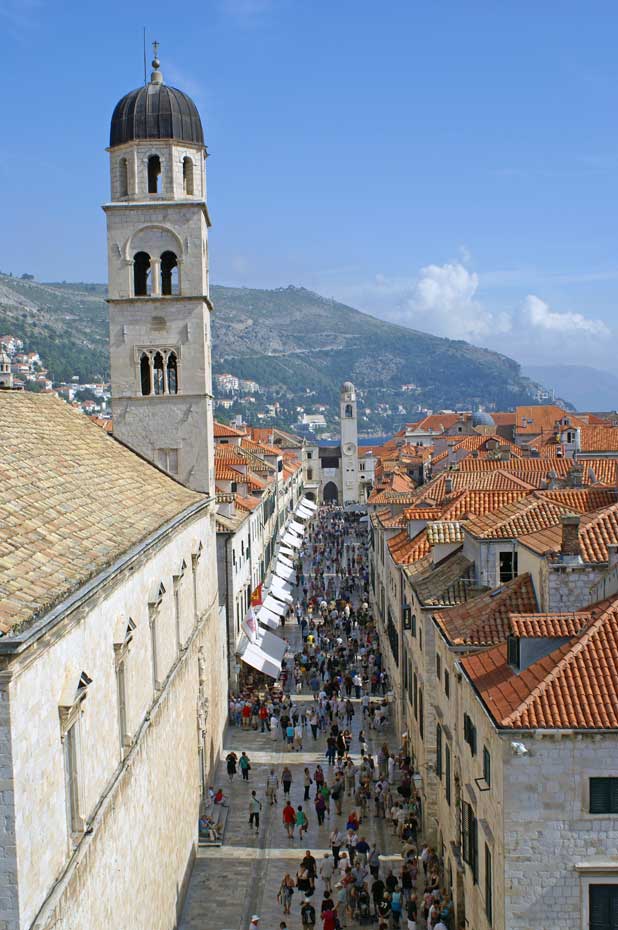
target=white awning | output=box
[256,605,282,629]
[262,595,288,616]
[274,565,296,582]
[278,545,297,559]
[239,640,281,679]
[271,580,293,599]
[296,506,314,520]
[267,585,293,605]
[277,554,294,570]
[301,497,318,511]
[289,520,305,535]
[255,627,287,662]
[282,532,302,549]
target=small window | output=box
[444,669,450,698]
[418,687,424,740]
[411,614,417,637]
[436,723,443,778]
[148,154,162,194]
[133,251,151,296]
[590,778,618,814]
[485,844,493,925]
[464,713,477,756]
[507,634,520,669]
[161,251,179,296]
[413,673,418,720]
[483,746,491,787]
[307,468,313,481]
[119,157,128,197]
[167,352,178,394]
[153,352,165,395]
[307,451,313,459]
[344,403,353,417]
[140,352,152,395]
[590,885,618,930]
[499,550,518,583]
[183,156,194,195]
[445,743,451,806]
[64,722,81,836]
[156,448,178,475]
[116,661,128,752]
[436,652,442,681]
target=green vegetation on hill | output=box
[0,275,545,417]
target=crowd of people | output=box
[226,507,454,930]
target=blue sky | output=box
[2,0,618,370]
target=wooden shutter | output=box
[590,778,611,814]
[589,884,618,930]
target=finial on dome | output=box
[150,40,163,84]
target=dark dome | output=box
[110,81,204,148]
[472,410,496,428]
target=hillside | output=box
[524,364,618,412]
[0,275,547,420]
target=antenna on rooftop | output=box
[143,27,147,85]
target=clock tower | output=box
[340,381,360,505]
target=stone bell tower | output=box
[103,44,214,493]
[340,381,359,505]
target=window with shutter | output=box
[590,778,618,814]
[589,884,618,930]
[436,724,443,779]
[483,746,491,787]
[419,688,424,740]
[485,844,493,925]
[445,743,451,806]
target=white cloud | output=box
[402,262,511,340]
[523,294,609,336]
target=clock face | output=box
[343,442,356,456]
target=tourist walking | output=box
[239,751,251,781]
[249,791,262,831]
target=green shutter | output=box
[590,884,618,930]
[590,778,611,814]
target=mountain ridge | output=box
[0,275,550,423]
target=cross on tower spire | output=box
[150,40,163,84]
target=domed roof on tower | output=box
[472,409,496,428]
[341,381,355,393]
[109,43,204,149]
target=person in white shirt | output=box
[319,852,335,894]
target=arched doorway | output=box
[323,481,339,503]
[305,492,316,502]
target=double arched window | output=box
[132,250,179,296]
[140,350,179,396]
[148,155,162,194]
[119,157,129,197]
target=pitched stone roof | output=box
[433,573,538,647]
[410,551,477,607]
[0,393,204,635]
[461,598,618,729]
[519,502,618,563]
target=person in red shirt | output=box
[241,703,252,729]
[259,704,269,732]
[282,801,297,838]
[322,907,337,930]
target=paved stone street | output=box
[180,647,404,930]
[180,514,419,930]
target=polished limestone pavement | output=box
[178,629,405,930]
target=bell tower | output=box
[340,381,359,505]
[103,45,214,493]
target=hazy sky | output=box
[2,0,618,369]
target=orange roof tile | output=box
[461,599,618,728]
[520,502,618,563]
[214,461,242,482]
[434,573,538,646]
[464,497,576,539]
[214,420,246,438]
[387,529,431,565]
[214,446,247,465]
[509,612,590,638]
[514,405,586,436]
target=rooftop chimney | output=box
[444,476,453,495]
[560,514,581,558]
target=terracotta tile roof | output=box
[214,420,246,438]
[402,507,445,521]
[440,489,532,520]
[248,427,274,443]
[577,426,618,452]
[464,496,576,539]
[461,599,618,728]
[244,471,268,491]
[409,413,462,433]
[426,521,464,544]
[520,502,618,563]
[241,438,281,457]
[235,494,261,512]
[89,415,113,434]
[415,470,535,505]
[214,446,247,465]
[514,405,586,436]
[411,551,477,607]
[509,612,590,638]
[434,573,538,646]
[380,513,408,529]
[0,393,203,634]
[214,461,242,482]
[539,488,618,511]
[387,529,431,565]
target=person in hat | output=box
[250,916,260,930]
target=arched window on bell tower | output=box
[345,404,353,418]
[140,353,152,395]
[161,251,179,295]
[133,252,151,296]
[148,155,162,194]
[183,157,194,195]
[153,352,165,395]
[167,352,178,394]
